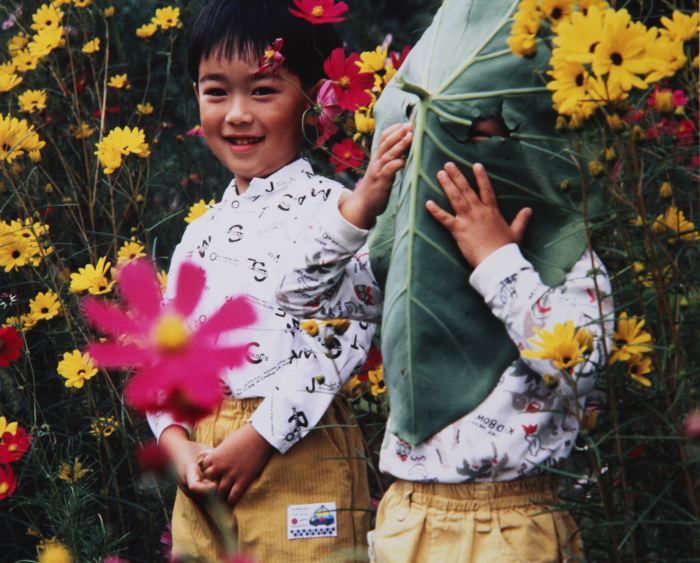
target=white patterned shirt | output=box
[147,159,374,453]
[277,200,614,481]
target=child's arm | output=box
[198,424,273,505]
[158,425,217,498]
[428,162,613,395]
[276,123,412,321]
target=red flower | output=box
[92,105,121,119]
[289,0,348,24]
[330,138,365,173]
[314,79,341,147]
[0,463,17,500]
[83,260,256,423]
[0,327,23,368]
[257,38,285,76]
[136,441,169,475]
[0,427,31,463]
[672,117,695,145]
[323,48,374,111]
[390,46,412,71]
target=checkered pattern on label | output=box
[290,526,336,538]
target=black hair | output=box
[188,0,342,87]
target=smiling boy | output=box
[145,1,412,561]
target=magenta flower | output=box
[314,79,341,147]
[83,260,255,423]
[323,48,374,111]
[257,38,285,76]
[289,0,348,24]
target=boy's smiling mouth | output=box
[225,136,264,151]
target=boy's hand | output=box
[200,424,274,505]
[426,162,532,268]
[339,122,412,229]
[159,425,217,499]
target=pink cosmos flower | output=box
[257,38,285,76]
[83,260,255,423]
[289,0,348,24]
[314,79,341,147]
[330,138,366,173]
[647,86,688,113]
[323,48,374,111]
[186,125,205,137]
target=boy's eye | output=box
[203,87,226,97]
[252,86,276,96]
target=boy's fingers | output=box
[379,122,410,144]
[382,131,412,161]
[510,207,532,242]
[437,170,469,214]
[472,163,497,206]
[217,475,235,497]
[379,123,411,151]
[425,200,456,231]
[228,480,247,505]
[381,159,406,179]
[443,163,479,208]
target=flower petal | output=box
[118,259,162,319]
[87,342,150,368]
[172,261,206,318]
[197,296,256,339]
[82,297,142,337]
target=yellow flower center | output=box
[153,314,190,352]
[312,5,324,17]
[8,444,16,452]
[0,483,7,494]
[338,76,351,88]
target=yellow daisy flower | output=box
[7,32,29,56]
[136,23,158,39]
[658,181,673,199]
[58,457,90,483]
[29,290,61,321]
[73,0,92,7]
[651,205,700,244]
[89,416,119,437]
[576,0,608,15]
[31,4,64,32]
[71,122,95,139]
[184,198,216,223]
[38,539,73,563]
[103,7,116,17]
[627,354,652,387]
[660,11,699,42]
[0,417,18,436]
[152,6,181,31]
[94,126,150,174]
[18,90,47,114]
[645,35,686,83]
[539,0,574,30]
[69,256,115,295]
[521,320,588,370]
[609,312,653,363]
[551,5,606,65]
[546,60,592,115]
[0,235,32,272]
[108,73,129,89]
[57,350,97,389]
[28,25,65,58]
[354,107,375,139]
[368,365,387,396]
[116,240,146,264]
[357,46,387,74]
[591,9,652,92]
[588,159,604,176]
[136,102,154,115]
[12,50,41,73]
[81,38,100,54]
[0,73,22,93]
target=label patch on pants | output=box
[287,502,337,539]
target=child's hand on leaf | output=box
[200,423,274,505]
[339,122,412,229]
[426,162,532,268]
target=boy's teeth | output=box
[230,137,261,145]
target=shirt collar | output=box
[242,158,314,198]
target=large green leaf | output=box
[369,0,603,445]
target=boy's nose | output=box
[225,96,253,124]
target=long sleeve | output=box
[276,198,384,323]
[469,243,613,398]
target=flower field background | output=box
[0,0,697,562]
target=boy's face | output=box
[195,53,310,192]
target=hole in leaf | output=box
[468,116,511,142]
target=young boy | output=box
[277,123,614,561]
[146,1,392,560]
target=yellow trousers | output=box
[172,398,370,562]
[369,476,584,563]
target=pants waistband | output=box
[391,474,559,511]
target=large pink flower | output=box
[289,0,348,24]
[323,48,374,111]
[83,260,255,423]
[314,79,341,147]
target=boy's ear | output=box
[193,81,200,103]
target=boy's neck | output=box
[233,154,302,194]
